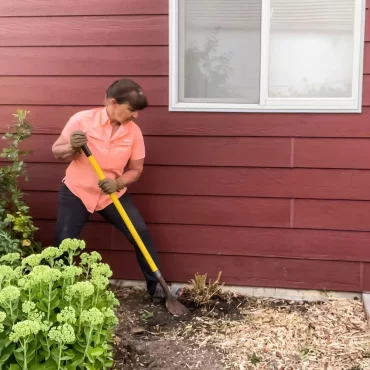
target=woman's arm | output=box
[52,131,87,161]
[116,158,144,189]
[98,158,144,194]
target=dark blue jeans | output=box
[54,183,160,295]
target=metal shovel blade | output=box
[156,273,191,316]
[165,297,191,316]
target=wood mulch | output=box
[112,286,370,370]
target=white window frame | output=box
[169,0,366,113]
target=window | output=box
[169,0,365,113]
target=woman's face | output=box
[106,99,139,124]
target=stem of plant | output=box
[78,295,84,334]
[58,344,62,370]
[94,291,99,307]
[46,337,50,359]
[83,327,93,362]
[61,277,66,300]
[47,283,52,321]
[9,302,14,324]
[22,339,28,370]
[97,322,103,344]
[15,298,19,320]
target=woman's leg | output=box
[54,183,90,246]
[98,192,160,296]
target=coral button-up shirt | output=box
[60,107,145,213]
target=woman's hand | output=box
[70,130,87,150]
[98,178,124,194]
[98,159,143,194]
[52,131,86,161]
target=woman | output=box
[52,78,169,301]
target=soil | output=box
[111,286,369,370]
[112,286,242,370]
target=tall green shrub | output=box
[0,109,41,256]
[0,238,119,369]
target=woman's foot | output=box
[152,283,183,303]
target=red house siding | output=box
[0,0,370,292]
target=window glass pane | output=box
[179,0,262,103]
[268,0,355,98]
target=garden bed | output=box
[112,286,370,370]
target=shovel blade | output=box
[165,297,191,316]
[154,271,190,316]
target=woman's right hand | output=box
[70,130,87,150]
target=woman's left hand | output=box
[98,178,119,194]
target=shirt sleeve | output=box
[61,113,81,141]
[130,124,145,160]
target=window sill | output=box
[169,100,362,114]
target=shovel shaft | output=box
[81,144,158,273]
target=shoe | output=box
[152,283,183,303]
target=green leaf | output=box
[86,352,93,364]
[64,349,75,357]
[72,342,85,354]
[50,298,60,310]
[29,358,57,370]
[50,348,59,363]
[0,343,16,364]
[70,354,84,367]
[26,347,36,363]
[0,337,8,350]
[9,364,21,370]
[85,364,95,370]
[83,326,90,337]
[65,365,77,370]
[14,349,24,362]
[36,301,48,312]
[60,354,74,361]
[39,348,50,361]
[50,289,59,301]
[87,347,105,357]
[104,359,114,367]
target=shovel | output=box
[81,144,190,316]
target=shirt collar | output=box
[101,107,109,126]
[99,107,132,139]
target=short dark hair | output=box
[106,78,148,111]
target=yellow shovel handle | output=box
[82,145,158,273]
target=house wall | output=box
[0,0,370,292]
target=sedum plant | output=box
[0,239,119,370]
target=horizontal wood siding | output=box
[25,191,292,228]
[10,164,370,201]
[2,106,370,137]
[74,250,364,292]
[0,0,168,16]
[0,16,168,46]
[0,47,169,76]
[0,77,168,105]
[0,0,369,292]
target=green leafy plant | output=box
[0,109,41,256]
[0,231,23,255]
[0,238,119,369]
